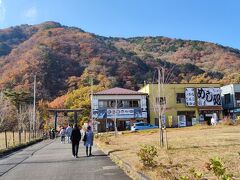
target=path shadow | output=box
[107,149,125,155]
[89,154,107,157]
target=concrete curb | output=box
[96,142,150,180]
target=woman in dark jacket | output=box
[70,124,81,158]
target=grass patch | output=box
[96,125,240,179]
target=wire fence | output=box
[0,130,44,151]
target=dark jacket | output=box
[70,127,81,144]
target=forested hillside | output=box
[0,21,239,102]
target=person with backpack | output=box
[70,124,81,158]
[66,124,73,143]
[83,126,94,157]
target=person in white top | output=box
[60,127,66,143]
[211,117,216,126]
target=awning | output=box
[198,106,223,110]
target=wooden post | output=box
[165,128,168,150]
[12,131,15,146]
[54,111,58,132]
[24,130,26,142]
[5,130,7,148]
[29,130,31,142]
[74,111,78,125]
[19,130,21,145]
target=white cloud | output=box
[24,6,38,20]
[0,0,6,22]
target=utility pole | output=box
[114,99,118,137]
[90,77,93,120]
[157,68,164,147]
[90,77,94,131]
[33,75,36,138]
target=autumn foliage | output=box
[0,21,239,103]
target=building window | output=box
[99,100,140,108]
[117,100,124,108]
[130,100,139,107]
[98,100,108,108]
[235,92,240,107]
[122,100,130,108]
[156,97,166,105]
[224,94,231,105]
[176,93,185,104]
[154,118,159,126]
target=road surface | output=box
[0,139,130,180]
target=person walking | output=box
[83,126,94,157]
[66,124,73,143]
[51,128,55,139]
[60,127,66,143]
[71,124,81,158]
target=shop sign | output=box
[107,109,134,118]
[197,88,221,106]
[93,108,147,119]
[92,110,106,119]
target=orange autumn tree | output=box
[48,94,67,109]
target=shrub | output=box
[179,176,189,180]
[236,118,240,125]
[207,157,231,180]
[189,168,203,179]
[137,144,158,167]
[221,117,235,126]
[209,157,226,177]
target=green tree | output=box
[3,89,33,111]
[65,85,105,119]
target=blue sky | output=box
[0,0,239,49]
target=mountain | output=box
[0,21,239,100]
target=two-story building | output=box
[139,83,222,127]
[221,84,240,119]
[92,87,148,132]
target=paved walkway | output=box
[0,139,130,180]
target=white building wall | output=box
[92,94,147,110]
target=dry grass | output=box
[0,131,32,150]
[96,125,240,179]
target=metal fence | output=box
[0,130,44,150]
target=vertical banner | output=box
[161,115,166,127]
[185,88,196,106]
[168,116,173,127]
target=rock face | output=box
[0,21,239,100]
